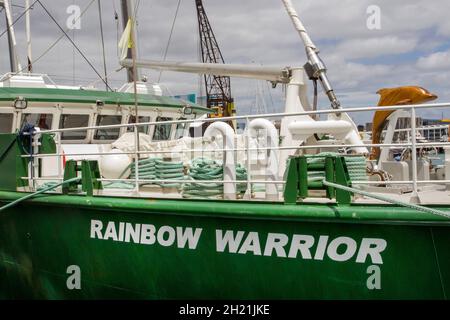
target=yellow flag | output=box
[118,18,133,60]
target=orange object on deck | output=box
[370,86,438,160]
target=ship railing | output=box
[363,124,449,142]
[365,124,449,135]
[21,101,450,202]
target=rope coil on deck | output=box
[306,152,368,183]
[182,157,248,199]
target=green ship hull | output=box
[1,192,448,299]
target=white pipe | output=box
[3,0,22,72]
[333,113,369,155]
[288,120,352,136]
[120,58,292,83]
[204,122,236,200]
[344,129,370,155]
[248,119,279,200]
[288,119,368,155]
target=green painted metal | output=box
[63,161,79,194]
[81,161,103,196]
[324,156,334,199]
[0,191,449,224]
[334,156,352,205]
[39,134,57,155]
[62,160,103,196]
[284,155,353,204]
[298,157,308,198]
[0,135,449,299]
[0,192,448,299]
[0,134,28,191]
[283,157,298,204]
[0,87,211,113]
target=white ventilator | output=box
[204,122,236,200]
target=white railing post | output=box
[32,131,41,191]
[245,116,251,199]
[204,122,236,200]
[134,125,139,193]
[410,107,420,203]
[57,131,62,182]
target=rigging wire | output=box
[112,0,119,57]
[72,0,75,85]
[0,0,38,39]
[197,26,203,101]
[134,0,142,59]
[157,0,182,83]
[97,0,109,91]
[6,0,96,77]
[36,0,113,91]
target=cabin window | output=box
[59,114,90,140]
[128,116,150,134]
[21,113,53,130]
[94,115,122,140]
[153,117,173,141]
[0,113,13,133]
[175,119,187,139]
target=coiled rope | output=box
[182,157,248,199]
[306,152,367,183]
[105,157,248,199]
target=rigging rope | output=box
[0,0,38,39]
[5,0,96,77]
[97,0,108,91]
[157,0,182,83]
[113,0,119,57]
[0,177,81,213]
[36,0,113,91]
[322,180,450,219]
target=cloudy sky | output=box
[1,0,450,125]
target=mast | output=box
[281,0,341,110]
[120,0,139,82]
[1,0,21,72]
[25,0,32,72]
